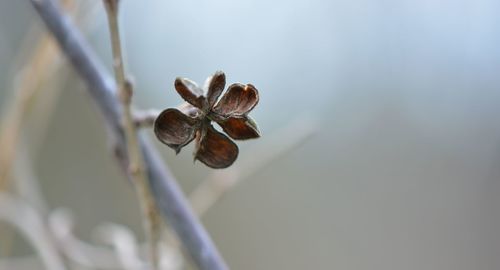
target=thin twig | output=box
[30,1,228,269]
[134,109,162,129]
[102,1,160,268]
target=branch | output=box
[96,222,147,270]
[134,109,162,129]
[0,15,64,257]
[0,209,183,270]
[102,1,160,268]
[96,222,183,270]
[30,1,228,269]
[49,208,132,269]
[0,25,59,191]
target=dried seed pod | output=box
[194,124,239,169]
[154,108,198,154]
[174,77,207,109]
[212,83,259,118]
[154,71,261,168]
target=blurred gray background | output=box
[1,0,500,269]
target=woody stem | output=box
[102,1,160,269]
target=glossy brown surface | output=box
[154,71,260,168]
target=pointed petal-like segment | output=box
[217,116,260,140]
[154,108,198,154]
[213,83,259,117]
[177,102,203,118]
[204,71,226,107]
[175,77,207,109]
[194,125,239,169]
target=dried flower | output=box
[154,71,260,168]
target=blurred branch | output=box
[0,193,66,270]
[30,0,228,269]
[96,223,145,270]
[191,115,318,216]
[96,223,183,270]
[14,145,50,214]
[48,209,183,270]
[0,13,66,257]
[49,209,127,269]
[0,31,59,192]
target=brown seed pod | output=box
[154,71,261,168]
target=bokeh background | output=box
[1,0,500,269]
